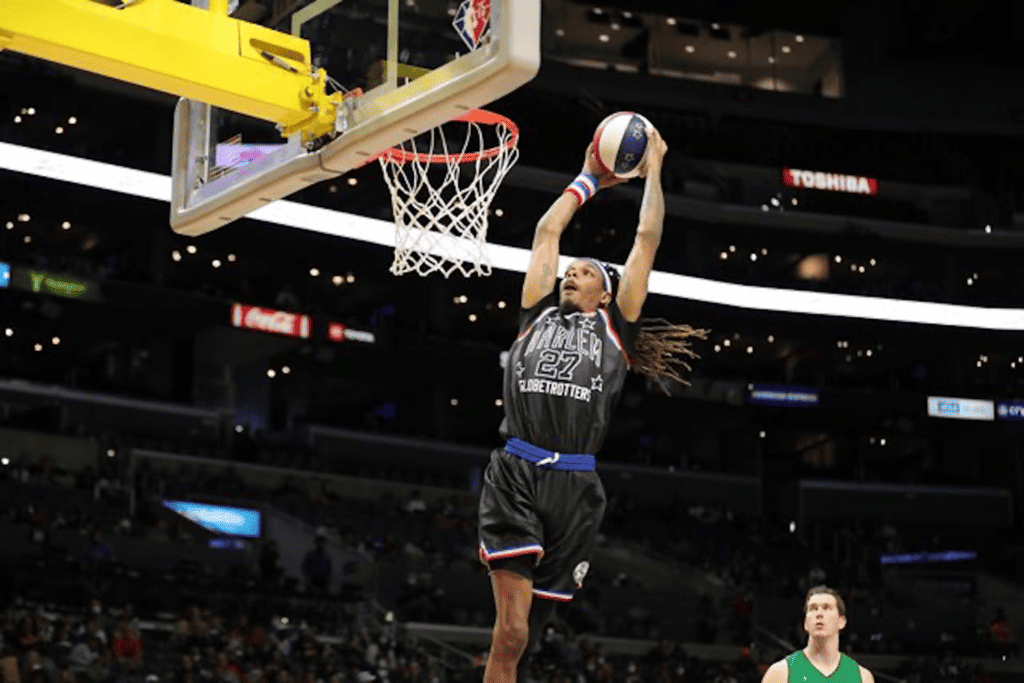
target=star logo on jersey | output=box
[580,317,597,332]
[591,376,603,392]
[516,362,525,378]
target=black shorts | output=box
[478,447,606,601]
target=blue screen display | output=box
[0,263,9,288]
[748,383,819,408]
[162,500,261,537]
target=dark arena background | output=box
[1,1,1023,682]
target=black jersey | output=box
[499,293,639,455]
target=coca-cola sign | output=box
[231,304,310,339]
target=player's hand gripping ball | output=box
[591,111,655,179]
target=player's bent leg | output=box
[484,566,534,683]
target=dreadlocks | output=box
[586,259,710,390]
[632,318,709,389]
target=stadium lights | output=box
[347,274,355,283]
[34,343,42,351]
[62,221,71,229]
[495,399,503,406]
[14,116,21,124]
[51,337,60,345]
[666,17,677,26]
[450,398,458,406]
[171,250,181,261]
[767,335,774,342]
[8,141,1024,330]
[23,236,31,244]
[347,177,358,186]
[729,245,736,253]
[106,449,116,458]
[56,127,64,135]
[333,275,343,285]
[985,225,992,233]
[212,259,221,268]
[5,222,12,229]
[556,28,565,37]
[750,253,757,261]
[599,34,610,42]
[186,245,196,254]
[4,328,12,337]
[495,208,504,217]
[746,346,754,354]
[727,51,737,59]
[281,366,290,374]
[469,314,478,322]
[235,425,243,433]
[497,300,507,309]
[759,431,765,438]
[720,251,728,260]
[723,339,731,347]
[782,46,791,53]
[18,214,30,222]
[685,45,695,53]
[227,254,236,262]
[310,267,320,276]
[267,369,276,378]
[795,35,804,42]
[68,117,77,124]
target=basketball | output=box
[592,111,654,178]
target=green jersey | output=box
[786,650,863,683]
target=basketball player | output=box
[478,127,706,683]
[760,586,875,683]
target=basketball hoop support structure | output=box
[0,0,343,139]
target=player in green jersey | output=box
[760,586,875,683]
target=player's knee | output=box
[492,619,530,659]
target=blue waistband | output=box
[504,438,596,472]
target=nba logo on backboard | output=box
[453,0,491,50]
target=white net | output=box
[378,113,519,277]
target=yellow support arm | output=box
[0,0,342,139]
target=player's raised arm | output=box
[617,126,667,323]
[522,143,625,309]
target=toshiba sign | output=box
[231,304,311,339]
[782,168,878,196]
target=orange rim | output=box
[379,109,519,165]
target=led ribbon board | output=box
[5,142,1024,330]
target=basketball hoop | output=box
[377,108,519,278]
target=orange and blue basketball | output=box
[592,111,653,178]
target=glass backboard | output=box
[170,0,540,237]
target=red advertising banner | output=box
[782,167,878,195]
[231,304,310,339]
[328,322,375,344]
